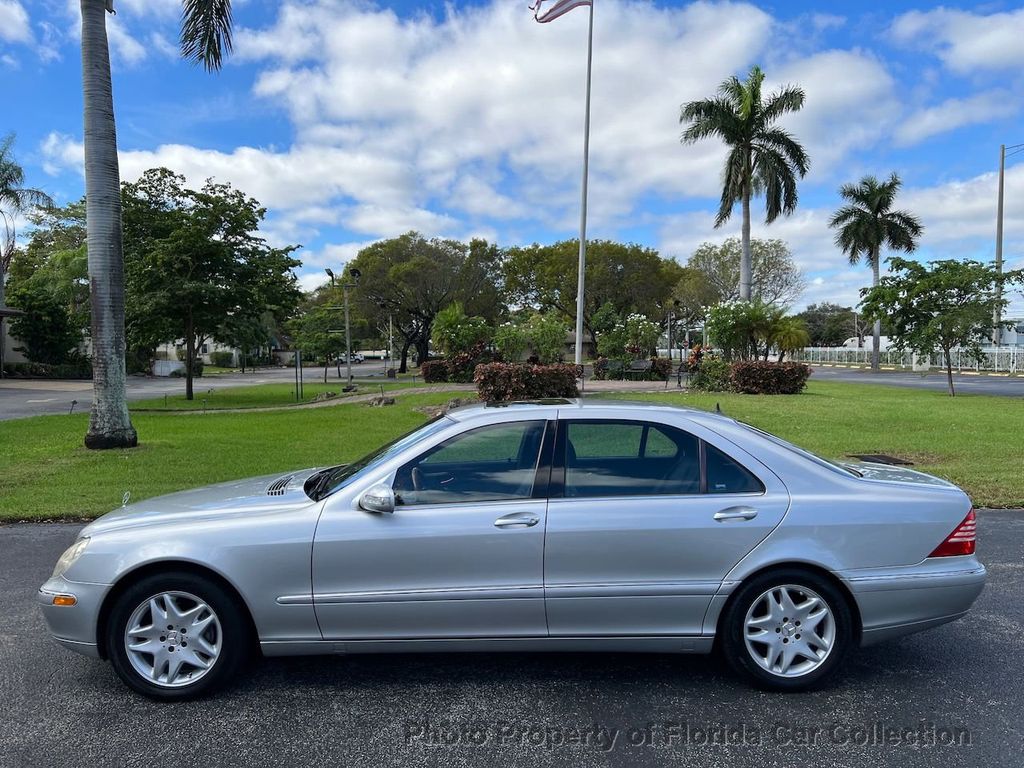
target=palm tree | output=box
[680,65,809,302]
[80,0,233,448]
[770,316,810,361]
[829,173,923,371]
[1,134,55,378]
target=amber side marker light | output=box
[52,595,77,606]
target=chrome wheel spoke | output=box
[125,590,222,689]
[743,583,836,679]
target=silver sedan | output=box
[39,399,985,699]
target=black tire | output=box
[720,568,853,692]
[106,571,251,701]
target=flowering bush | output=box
[493,322,529,362]
[474,362,580,401]
[525,312,568,364]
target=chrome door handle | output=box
[713,506,758,521]
[494,512,541,528]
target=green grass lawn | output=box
[1,381,1021,522]
[597,382,1024,508]
[130,380,421,411]
[1,392,458,521]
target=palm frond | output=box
[680,97,741,144]
[181,0,234,72]
[755,128,809,177]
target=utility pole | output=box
[994,144,1005,346]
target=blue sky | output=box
[2,0,1022,311]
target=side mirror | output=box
[359,483,395,514]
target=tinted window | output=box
[394,420,546,505]
[564,421,699,498]
[705,443,764,494]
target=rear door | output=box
[543,416,789,637]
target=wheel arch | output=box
[712,561,863,646]
[96,560,260,660]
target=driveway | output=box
[2,512,1022,767]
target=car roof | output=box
[445,397,735,426]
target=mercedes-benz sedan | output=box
[39,399,985,699]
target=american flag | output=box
[530,0,592,24]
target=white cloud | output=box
[890,7,1024,74]
[0,1,31,44]
[895,90,1022,146]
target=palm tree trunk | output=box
[0,274,7,378]
[82,0,137,449]
[871,247,881,372]
[740,179,752,301]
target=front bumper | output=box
[841,557,987,646]
[37,575,111,659]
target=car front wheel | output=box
[721,569,853,691]
[106,572,250,700]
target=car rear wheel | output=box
[107,572,250,700]
[721,569,853,691]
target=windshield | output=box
[309,415,453,499]
[738,422,862,478]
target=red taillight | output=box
[929,509,977,557]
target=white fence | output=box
[792,346,1024,373]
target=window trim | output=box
[552,418,766,500]
[392,418,553,507]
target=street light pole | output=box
[343,283,353,388]
[995,143,1005,346]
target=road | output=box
[0,364,390,421]
[809,365,1024,397]
[2,512,1022,767]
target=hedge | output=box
[419,359,448,383]
[688,358,731,392]
[474,362,580,402]
[729,361,811,394]
[209,351,235,368]
[1,360,92,379]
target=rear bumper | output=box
[37,575,110,659]
[841,557,986,646]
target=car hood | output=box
[80,468,324,536]
[839,461,959,489]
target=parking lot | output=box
[2,513,1022,768]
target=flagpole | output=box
[574,1,593,367]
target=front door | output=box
[543,417,789,637]
[312,419,552,640]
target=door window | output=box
[564,421,700,497]
[705,442,764,494]
[394,420,546,505]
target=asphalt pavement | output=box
[2,512,1022,767]
[0,364,389,421]
[809,365,1024,397]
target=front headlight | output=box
[51,538,89,579]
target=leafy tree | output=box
[431,302,491,357]
[493,322,529,362]
[829,173,923,371]
[122,169,300,399]
[687,238,804,306]
[503,239,683,348]
[79,0,233,448]
[672,266,719,333]
[7,282,80,365]
[1,134,54,375]
[525,312,568,364]
[861,258,1023,396]
[770,316,810,361]
[706,300,784,361]
[287,304,348,384]
[349,232,502,372]
[680,65,809,301]
[794,302,858,346]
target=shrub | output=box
[730,361,811,394]
[431,302,491,357]
[525,312,568,364]
[493,322,529,362]
[689,357,732,392]
[474,362,580,402]
[592,357,612,380]
[209,351,235,368]
[1,360,92,379]
[419,359,448,383]
[649,357,672,380]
